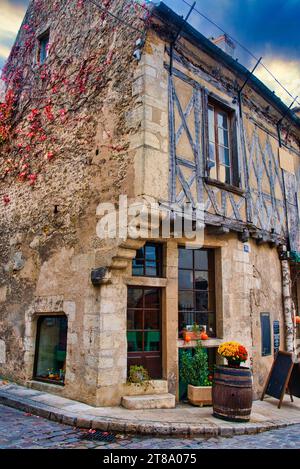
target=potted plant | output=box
[183,323,209,341]
[180,343,212,406]
[218,341,248,368]
[212,341,253,422]
[127,365,153,392]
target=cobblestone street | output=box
[0,404,299,449]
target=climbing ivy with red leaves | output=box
[0,89,15,145]
[0,0,151,204]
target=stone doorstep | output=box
[124,380,168,396]
[121,393,176,410]
[1,381,300,436]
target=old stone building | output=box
[0,1,299,408]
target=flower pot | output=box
[212,365,253,422]
[227,360,241,368]
[188,384,212,406]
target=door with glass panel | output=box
[127,287,162,379]
[178,247,216,337]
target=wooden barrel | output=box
[212,365,253,422]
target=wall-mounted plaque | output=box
[273,320,280,356]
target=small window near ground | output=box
[207,100,239,186]
[37,30,50,64]
[132,242,163,277]
[34,315,67,385]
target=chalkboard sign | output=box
[273,320,280,356]
[261,351,294,408]
[288,363,300,399]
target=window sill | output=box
[30,378,64,387]
[205,178,245,196]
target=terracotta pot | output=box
[188,384,212,406]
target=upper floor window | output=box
[38,30,50,65]
[207,101,238,187]
[132,242,163,277]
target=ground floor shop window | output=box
[178,247,216,337]
[34,315,67,385]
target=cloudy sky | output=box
[0,0,299,104]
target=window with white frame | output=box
[207,99,239,187]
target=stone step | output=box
[124,379,169,396]
[121,393,176,410]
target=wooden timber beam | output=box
[206,226,230,236]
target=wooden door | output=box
[127,287,162,379]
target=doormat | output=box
[80,430,116,443]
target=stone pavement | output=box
[1,379,300,437]
[1,404,300,449]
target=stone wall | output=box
[0,0,147,402]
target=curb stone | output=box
[219,427,234,436]
[76,417,93,429]
[108,421,127,433]
[136,424,157,435]
[0,386,299,437]
[62,413,77,426]
[92,419,109,431]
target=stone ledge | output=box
[1,380,300,437]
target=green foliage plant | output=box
[180,343,212,387]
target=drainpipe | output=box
[280,246,296,352]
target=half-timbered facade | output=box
[0,1,299,408]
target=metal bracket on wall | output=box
[238,228,250,243]
[276,95,298,147]
[169,2,196,75]
[278,245,289,261]
[237,57,262,117]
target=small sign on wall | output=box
[273,320,280,356]
[261,313,271,356]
